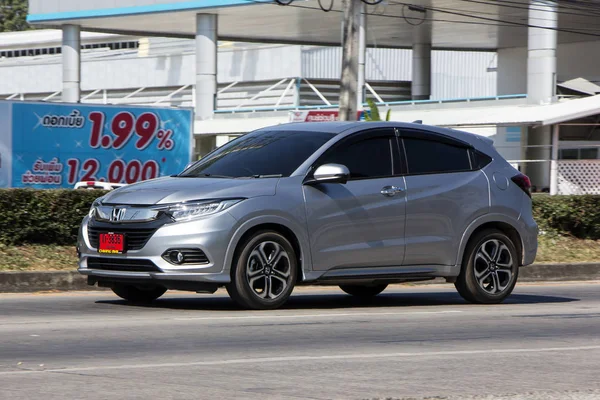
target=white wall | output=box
[497,40,600,96]
[302,46,497,99]
[0,45,305,95]
[218,45,302,82]
[497,47,527,96]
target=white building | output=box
[7,0,600,194]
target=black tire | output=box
[111,284,167,303]
[339,284,388,298]
[226,231,298,310]
[455,229,519,304]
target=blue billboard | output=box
[0,101,193,189]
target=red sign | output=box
[289,110,364,122]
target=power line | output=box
[389,0,600,38]
[455,0,600,19]
[257,0,600,38]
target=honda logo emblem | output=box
[111,207,127,222]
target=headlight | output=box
[88,198,103,218]
[158,199,243,222]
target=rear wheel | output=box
[339,284,388,298]
[111,284,166,303]
[226,231,298,310]
[455,229,519,304]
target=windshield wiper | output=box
[175,173,234,179]
[244,174,283,179]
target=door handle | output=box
[381,186,403,197]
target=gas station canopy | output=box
[27,0,598,49]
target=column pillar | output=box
[525,0,558,192]
[196,14,218,121]
[62,25,81,103]
[549,124,560,195]
[357,4,366,110]
[411,16,432,101]
[527,0,557,105]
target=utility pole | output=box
[339,0,361,121]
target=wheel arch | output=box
[224,216,310,282]
[457,215,525,269]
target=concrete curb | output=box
[0,271,97,293]
[1,263,600,293]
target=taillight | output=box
[511,173,532,198]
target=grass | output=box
[535,234,600,264]
[0,235,599,271]
[0,244,78,271]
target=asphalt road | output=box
[1,282,600,400]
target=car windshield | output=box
[179,129,336,178]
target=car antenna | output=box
[412,120,423,124]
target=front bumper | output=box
[77,211,238,287]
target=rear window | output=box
[181,130,335,178]
[403,138,472,175]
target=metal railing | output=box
[3,86,527,117]
[213,93,527,114]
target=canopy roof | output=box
[28,0,600,50]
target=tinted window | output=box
[320,137,393,179]
[472,149,492,169]
[403,138,471,174]
[181,130,335,178]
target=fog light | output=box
[169,251,185,265]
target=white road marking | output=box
[3,310,463,326]
[172,310,463,321]
[2,345,600,376]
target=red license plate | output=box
[98,233,125,254]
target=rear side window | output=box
[321,137,393,179]
[471,149,493,169]
[403,138,471,175]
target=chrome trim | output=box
[95,205,160,223]
[380,185,403,197]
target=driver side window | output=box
[319,135,394,180]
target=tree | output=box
[0,0,31,32]
[363,98,391,121]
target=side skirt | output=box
[300,265,459,286]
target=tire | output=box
[226,231,298,310]
[339,284,388,298]
[455,229,520,304]
[111,284,167,303]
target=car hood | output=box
[100,176,278,205]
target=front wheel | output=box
[339,284,388,298]
[226,231,298,310]
[111,284,167,303]
[455,229,519,304]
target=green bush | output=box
[0,190,599,246]
[0,189,107,246]
[533,195,600,239]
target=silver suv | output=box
[77,122,538,309]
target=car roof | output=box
[266,121,491,148]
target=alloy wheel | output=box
[246,241,292,300]
[473,239,514,295]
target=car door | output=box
[399,129,490,266]
[303,128,407,271]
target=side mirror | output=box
[306,163,350,185]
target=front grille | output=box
[87,257,161,272]
[88,227,157,251]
